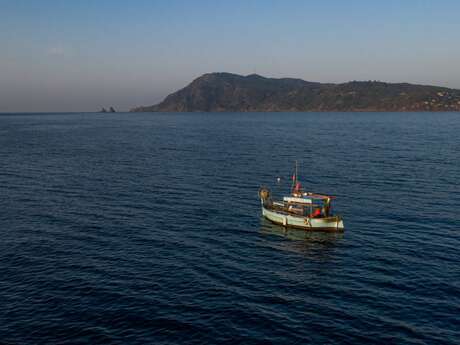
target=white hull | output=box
[262,206,344,231]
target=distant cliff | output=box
[130,72,460,112]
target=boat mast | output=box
[295,160,298,186]
[291,160,298,194]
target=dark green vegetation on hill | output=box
[131,73,460,112]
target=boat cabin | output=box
[272,193,333,219]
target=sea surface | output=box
[0,112,459,345]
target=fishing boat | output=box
[259,163,344,232]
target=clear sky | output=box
[1,0,459,112]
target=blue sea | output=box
[0,112,459,344]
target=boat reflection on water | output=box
[259,218,344,257]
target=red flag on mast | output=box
[294,181,302,193]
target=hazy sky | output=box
[1,0,460,112]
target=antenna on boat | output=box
[291,160,298,194]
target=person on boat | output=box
[324,197,331,217]
[311,208,322,218]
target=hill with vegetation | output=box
[130,73,460,112]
